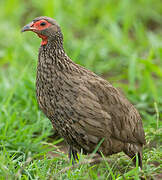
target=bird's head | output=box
[21,16,62,46]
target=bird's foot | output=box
[68,146,79,165]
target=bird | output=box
[21,16,146,168]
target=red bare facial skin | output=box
[31,20,51,31]
[30,20,52,46]
[37,34,48,46]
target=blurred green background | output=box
[0,0,162,179]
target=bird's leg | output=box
[68,146,79,165]
[133,152,143,169]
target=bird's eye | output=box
[40,22,46,26]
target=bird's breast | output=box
[36,63,79,120]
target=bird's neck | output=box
[40,36,65,58]
[38,38,74,73]
[42,35,64,51]
[38,36,85,76]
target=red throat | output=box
[37,34,48,46]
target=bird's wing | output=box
[87,77,146,145]
[72,76,146,146]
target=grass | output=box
[0,0,162,179]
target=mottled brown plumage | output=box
[22,16,146,168]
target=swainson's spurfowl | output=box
[21,16,146,168]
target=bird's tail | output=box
[124,143,143,169]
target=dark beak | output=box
[21,22,34,32]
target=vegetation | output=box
[0,0,161,179]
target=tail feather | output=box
[124,143,143,169]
